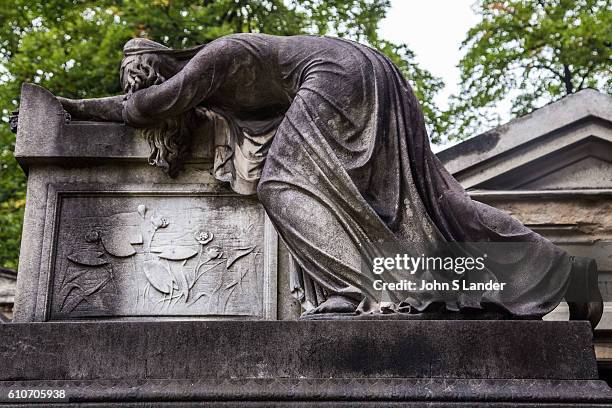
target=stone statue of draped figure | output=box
[56,33,603,326]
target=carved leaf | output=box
[157,246,198,261]
[143,260,173,294]
[102,235,136,257]
[226,246,255,269]
[137,204,146,218]
[67,250,107,266]
[129,233,144,245]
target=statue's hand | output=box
[54,94,124,122]
[52,96,73,124]
[10,97,71,133]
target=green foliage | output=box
[0,0,443,269]
[445,0,611,141]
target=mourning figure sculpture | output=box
[56,33,603,326]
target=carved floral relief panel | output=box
[48,192,272,319]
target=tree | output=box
[444,0,611,141]
[0,0,443,269]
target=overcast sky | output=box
[379,0,480,110]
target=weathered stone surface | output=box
[13,84,212,167]
[12,84,281,322]
[1,320,611,406]
[49,190,269,319]
[0,321,600,380]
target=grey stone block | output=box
[1,320,611,406]
[12,84,285,323]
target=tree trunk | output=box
[563,64,574,94]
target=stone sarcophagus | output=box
[12,84,279,322]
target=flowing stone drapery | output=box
[122,33,571,316]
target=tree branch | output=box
[577,64,596,91]
[532,63,564,82]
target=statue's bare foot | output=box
[304,295,359,316]
[567,256,603,329]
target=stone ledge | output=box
[0,320,600,381]
[2,320,611,406]
[13,84,214,170]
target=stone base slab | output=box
[0,378,611,407]
[1,320,611,406]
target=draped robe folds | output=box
[123,33,571,317]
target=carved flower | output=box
[150,215,169,229]
[84,230,100,243]
[205,246,222,260]
[194,230,213,245]
[148,215,169,249]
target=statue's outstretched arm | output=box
[56,37,234,127]
[123,38,233,127]
[57,95,125,122]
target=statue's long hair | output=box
[120,53,194,178]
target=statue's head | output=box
[120,38,204,178]
[120,52,169,94]
[120,38,199,94]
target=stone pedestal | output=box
[1,320,611,406]
[12,83,300,323]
